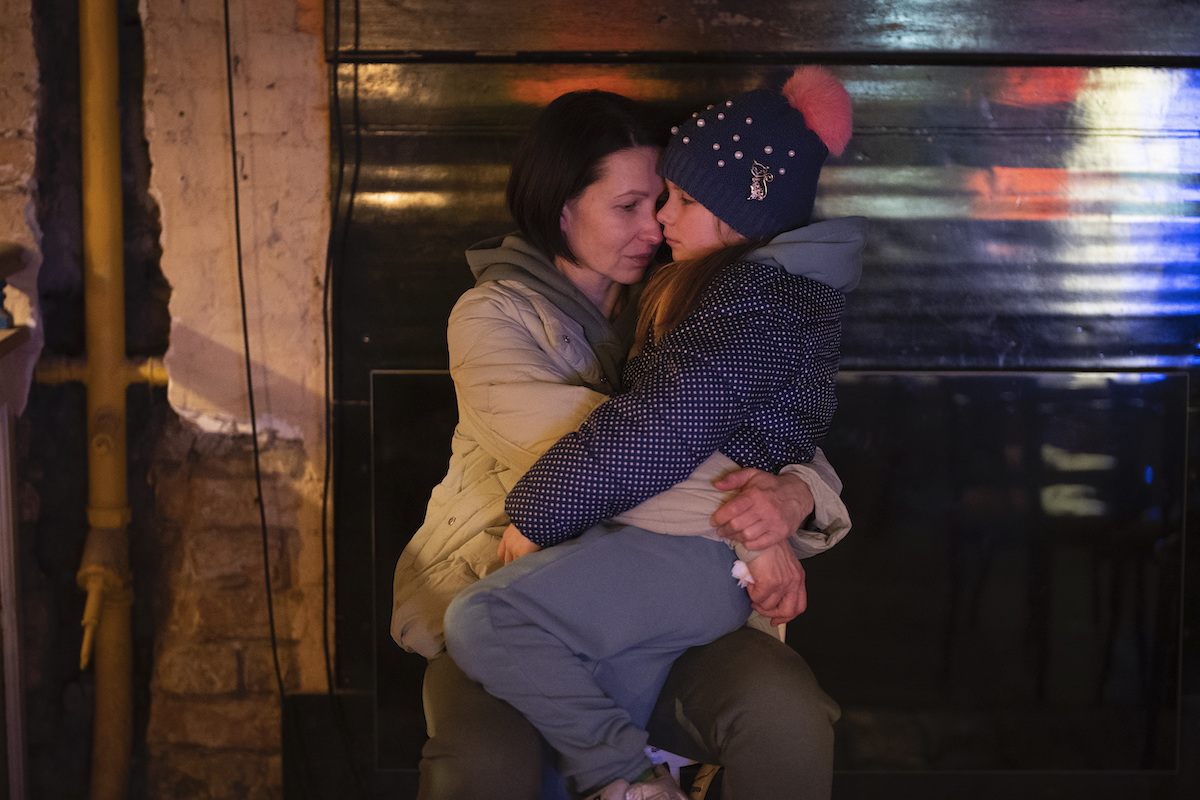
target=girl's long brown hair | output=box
[636,239,766,346]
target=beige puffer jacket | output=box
[391,277,614,657]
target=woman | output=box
[444,69,866,799]
[392,88,852,799]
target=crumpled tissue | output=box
[731,560,755,588]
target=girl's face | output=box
[558,146,665,308]
[656,180,745,261]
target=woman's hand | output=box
[711,468,814,550]
[744,542,808,626]
[498,523,541,564]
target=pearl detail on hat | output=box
[682,137,689,143]
[671,126,679,134]
[717,160,725,167]
[717,113,725,120]
[696,119,705,127]
[735,151,743,159]
[713,143,720,150]
[764,146,773,154]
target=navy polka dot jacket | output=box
[506,251,849,548]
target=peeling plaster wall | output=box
[141,0,330,690]
[142,0,328,446]
[0,0,44,417]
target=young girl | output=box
[444,67,865,800]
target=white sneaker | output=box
[623,764,689,800]
[582,765,688,800]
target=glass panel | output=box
[801,370,1186,772]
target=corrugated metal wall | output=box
[323,3,1199,798]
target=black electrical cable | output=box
[221,0,284,706]
[220,2,318,798]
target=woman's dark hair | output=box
[507,90,667,264]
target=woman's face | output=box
[558,146,664,303]
[657,180,744,261]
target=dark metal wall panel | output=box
[333,62,1200,389]
[328,0,1200,60]
[325,6,1200,798]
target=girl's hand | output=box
[711,468,814,550]
[745,542,808,626]
[498,523,541,564]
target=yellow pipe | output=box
[78,0,133,798]
[131,358,169,387]
[35,356,168,387]
[80,0,125,525]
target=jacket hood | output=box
[747,216,867,293]
[465,233,638,390]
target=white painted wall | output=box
[143,0,329,448]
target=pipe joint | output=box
[77,568,131,672]
[76,525,131,671]
[76,526,131,585]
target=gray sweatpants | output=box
[444,525,769,794]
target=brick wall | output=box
[143,415,316,799]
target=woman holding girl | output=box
[442,67,865,800]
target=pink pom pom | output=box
[782,66,852,157]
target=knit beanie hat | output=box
[659,66,852,239]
